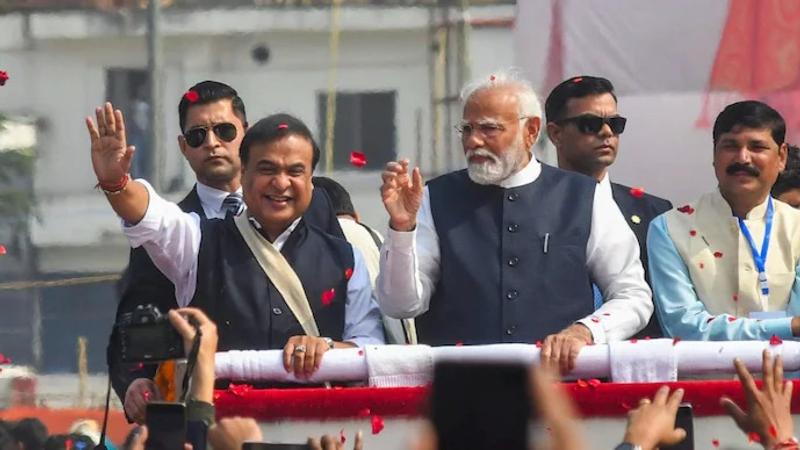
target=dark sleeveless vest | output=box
[418,164,596,345]
[191,216,353,352]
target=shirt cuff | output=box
[762,317,794,339]
[121,179,162,248]
[576,316,607,344]
[385,226,416,250]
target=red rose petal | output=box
[699,263,705,269]
[629,187,645,198]
[590,317,600,323]
[620,402,632,410]
[714,251,723,258]
[572,77,583,83]
[183,90,199,103]
[712,439,720,448]
[455,340,463,347]
[371,415,385,435]
[213,392,222,401]
[344,268,353,280]
[228,383,253,397]
[689,230,697,236]
[677,205,695,215]
[630,338,638,343]
[340,429,346,444]
[349,151,367,168]
[321,288,336,306]
[278,123,289,130]
[358,349,364,356]
[0,71,9,86]
[770,335,783,345]
[748,432,761,443]
[0,354,12,364]
[0,245,6,255]
[357,408,371,417]
[769,425,778,438]
[143,391,151,401]
[733,294,738,302]
[588,378,601,388]
[65,439,73,450]
[728,316,737,322]
[490,75,496,81]
[673,338,681,345]
[644,336,652,340]
[535,340,542,348]
[576,379,588,388]
[602,313,611,316]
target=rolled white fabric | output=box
[610,339,677,383]
[366,344,434,387]
[215,348,368,383]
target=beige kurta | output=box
[664,190,800,316]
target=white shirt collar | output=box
[497,156,542,189]
[597,172,613,197]
[247,215,302,251]
[195,182,243,219]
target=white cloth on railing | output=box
[366,344,434,387]
[215,348,368,383]
[609,339,677,383]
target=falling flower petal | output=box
[689,230,697,236]
[644,336,652,340]
[620,402,632,410]
[714,251,723,258]
[344,268,353,280]
[340,429,346,444]
[572,77,583,83]
[588,378,601,388]
[278,123,289,130]
[183,90,199,103]
[576,379,588,388]
[455,341,463,347]
[748,432,761,443]
[0,245,6,255]
[213,392,221,401]
[630,338,638,343]
[350,151,367,168]
[358,408,371,417]
[490,75,496,81]
[673,338,681,345]
[769,425,778,438]
[358,349,364,356]
[602,313,611,316]
[699,263,705,269]
[371,415,385,435]
[733,294,738,302]
[728,316,737,322]
[677,205,695,215]
[321,288,336,306]
[0,71,9,86]
[590,317,600,323]
[770,335,783,345]
[143,391,151,401]
[228,383,253,397]
[629,187,645,198]
[0,354,12,364]
[535,340,542,348]
[712,439,720,447]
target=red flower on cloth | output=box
[590,316,600,323]
[344,268,353,280]
[357,408,371,417]
[0,353,11,364]
[227,383,252,397]
[677,205,695,215]
[588,378,601,389]
[576,379,589,388]
[714,251,723,258]
[321,288,336,306]
[689,230,697,236]
[728,316,737,322]
[620,402,632,411]
[371,415,385,435]
[0,71,8,86]
[770,335,783,345]
[183,90,199,103]
[350,151,367,168]
[630,338,638,344]
[0,245,6,255]
[629,187,645,198]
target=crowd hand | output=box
[208,417,263,450]
[167,308,219,359]
[721,350,795,449]
[623,386,686,450]
[124,378,161,425]
[308,431,364,450]
[85,102,135,184]
[127,426,192,450]
[529,363,587,450]
[283,336,338,379]
[540,324,593,374]
[380,160,424,232]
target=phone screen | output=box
[145,402,187,450]
[663,404,694,450]
[430,361,531,450]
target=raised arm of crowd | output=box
[84,68,800,433]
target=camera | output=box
[117,304,184,363]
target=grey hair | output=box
[459,67,543,120]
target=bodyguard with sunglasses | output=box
[376,69,652,373]
[545,76,672,338]
[106,81,344,423]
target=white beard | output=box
[465,134,527,185]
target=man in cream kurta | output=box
[648,100,800,340]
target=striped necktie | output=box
[222,192,244,216]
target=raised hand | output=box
[86,102,135,184]
[380,160,424,231]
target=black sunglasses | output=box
[183,122,238,148]
[556,114,627,135]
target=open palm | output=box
[381,160,424,231]
[86,102,135,184]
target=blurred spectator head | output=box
[67,420,100,447]
[11,418,48,450]
[312,176,357,219]
[0,423,16,450]
[772,145,800,208]
[178,80,247,133]
[43,434,94,450]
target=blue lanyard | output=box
[737,197,774,297]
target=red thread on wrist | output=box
[96,173,130,193]
[772,437,799,450]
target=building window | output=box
[317,91,397,170]
[106,69,150,179]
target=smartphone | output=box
[145,402,187,450]
[430,361,531,450]
[242,444,310,450]
[663,404,694,450]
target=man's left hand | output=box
[540,324,593,374]
[283,336,334,379]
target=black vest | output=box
[191,216,352,351]
[418,164,596,345]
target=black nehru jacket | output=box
[107,185,344,403]
[416,164,597,345]
[610,182,672,338]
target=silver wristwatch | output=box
[322,337,335,349]
[614,443,642,450]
